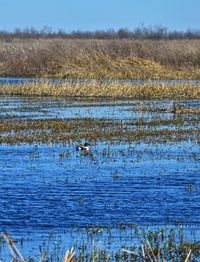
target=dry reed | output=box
[1,39,200,79]
[0,81,200,99]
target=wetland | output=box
[1,32,200,261]
[0,94,200,261]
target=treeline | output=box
[1,25,200,40]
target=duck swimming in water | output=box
[76,142,90,151]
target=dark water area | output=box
[0,96,200,259]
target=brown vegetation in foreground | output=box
[0,81,200,99]
[1,229,195,262]
[1,39,200,79]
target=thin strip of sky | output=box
[0,0,199,31]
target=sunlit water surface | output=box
[0,95,200,260]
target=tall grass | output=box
[0,81,200,99]
[1,39,200,79]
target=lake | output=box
[0,94,200,260]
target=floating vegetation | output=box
[0,117,199,144]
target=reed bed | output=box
[1,39,200,79]
[1,81,200,99]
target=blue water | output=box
[0,96,200,121]
[0,96,200,260]
[0,77,200,84]
[0,142,200,232]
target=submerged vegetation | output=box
[0,115,199,145]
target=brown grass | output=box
[1,39,200,79]
[0,81,200,99]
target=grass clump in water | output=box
[1,81,200,99]
[0,117,199,144]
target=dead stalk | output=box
[1,232,25,262]
[147,240,157,262]
[184,249,192,262]
[62,247,75,262]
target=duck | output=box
[76,142,90,151]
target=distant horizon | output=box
[0,24,200,34]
